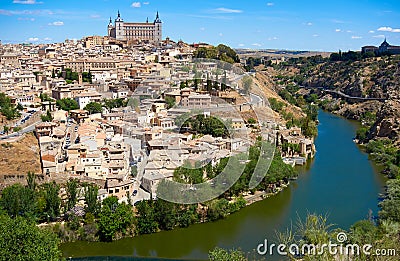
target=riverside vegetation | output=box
[2,47,399,260]
[221,51,400,260]
[0,136,297,260]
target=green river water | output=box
[61,110,387,260]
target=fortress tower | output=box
[107,11,162,43]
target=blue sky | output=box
[1,0,400,51]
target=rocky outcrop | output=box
[369,100,400,145]
[337,100,382,121]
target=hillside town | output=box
[0,13,315,205]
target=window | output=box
[109,189,113,193]
[115,189,120,193]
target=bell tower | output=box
[107,17,114,37]
[154,11,162,43]
[115,10,125,40]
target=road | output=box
[249,93,263,105]
[0,120,40,140]
[303,86,387,101]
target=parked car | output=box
[133,190,138,196]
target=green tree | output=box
[103,98,126,110]
[84,102,103,114]
[130,165,138,178]
[0,93,20,120]
[39,93,52,102]
[247,118,257,125]
[82,71,93,83]
[182,115,229,137]
[301,117,318,138]
[0,183,36,219]
[154,199,177,230]
[207,199,230,221]
[27,171,37,191]
[0,214,61,260]
[396,149,400,166]
[3,125,9,134]
[356,127,368,142]
[349,220,378,245]
[379,179,400,222]
[40,110,53,122]
[135,200,158,234]
[209,247,247,261]
[98,196,135,241]
[66,179,78,211]
[84,184,100,216]
[43,182,61,221]
[194,44,239,64]
[164,96,176,109]
[16,103,24,111]
[268,97,285,112]
[56,98,79,111]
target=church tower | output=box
[115,10,125,40]
[154,11,162,43]
[107,17,114,38]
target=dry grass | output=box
[0,132,41,175]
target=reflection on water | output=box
[62,111,386,261]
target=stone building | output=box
[361,39,400,55]
[107,11,162,43]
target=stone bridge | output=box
[303,86,387,103]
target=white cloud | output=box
[312,34,319,37]
[28,37,39,41]
[377,26,392,32]
[0,9,53,16]
[268,36,278,40]
[48,21,63,26]
[267,2,274,6]
[351,36,362,39]
[219,33,223,37]
[335,29,341,32]
[214,7,243,14]
[143,2,150,4]
[18,17,35,21]
[331,19,345,24]
[346,30,352,33]
[238,43,245,47]
[13,0,42,4]
[131,2,141,8]
[90,14,100,19]
[252,43,262,47]
[377,26,400,33]
[43,37,51,41]
[369,30,375,33]
[200,27,205,31]
[373,35,385,38]
[306,22,313,26]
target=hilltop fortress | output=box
[107,11,162,43]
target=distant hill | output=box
[257,54,400,146]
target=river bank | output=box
[61,110,386,260]
[52,178,293,245]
